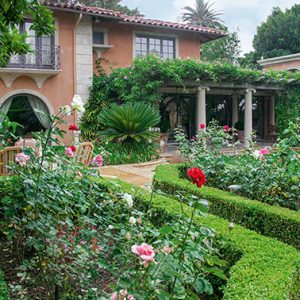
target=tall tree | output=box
[201,28,241,64]
[180,0,224,29]
[253,4,300,59]
[0,0,55,67]
[79,0,140,15]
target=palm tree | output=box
[180,0,224,29]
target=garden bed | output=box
[154,164,300,249]
[96,178,300,300]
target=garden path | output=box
[99,159,167,190]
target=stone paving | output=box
[99,158,167,190]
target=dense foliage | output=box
[175,120,300,210]
[0,111,225,299]
[81,56,300,140]
[98,102,160,143]
[154,164,300,249]
[97,142,159,165]
[240,4,300,68]
[253,5,300,59]
[0,0,55,67]
[201,29,241,64]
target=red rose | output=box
[69,124,79,131]
[187,167,206,188]
[199,123,206,130]
[70,145,76,152]
[223,125,230,132]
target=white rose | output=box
[129,217,136,225]
[123,193,133,208]
[253,150,261,159]
[71,95,85,113]
[60,105,72,116]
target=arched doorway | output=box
[0,94,52,137]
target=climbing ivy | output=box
[81,55,300,140]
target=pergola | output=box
[162,81,282,146]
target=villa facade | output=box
[0,2,224,137]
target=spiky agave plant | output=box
[98,102,161,143]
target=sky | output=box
[122,0,298,55]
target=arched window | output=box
[0,94,51,137]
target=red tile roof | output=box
[43,2,225,38]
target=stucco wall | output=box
[0,11,77,127]
[93,22,202,73]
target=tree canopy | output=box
[253,5,300,59]
[0,0,55,67]
[201,29,241,64]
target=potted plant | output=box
[234,120,244,141]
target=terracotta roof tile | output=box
[43,2,225,36]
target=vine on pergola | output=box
[81,55,300,140]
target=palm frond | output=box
[98,102,161,143]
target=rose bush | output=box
[0,108,226,299]
[175,120,300,210]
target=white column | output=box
[244,89,256,147]
[269,96,275,126]
[232,94,239,127]
[196,87,209,128]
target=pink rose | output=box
[223,125,230,132]
[162,245,171,254]
[131,243,155,267]
[259,148,270,155]
[199,123,206,130]
[110,290,135,300]
[91,154,103,167]
[15,153,30,166]
[65,147,75,158]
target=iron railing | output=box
[7,46,61,70]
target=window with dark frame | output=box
[135,34,175,59]
[93,31,105,45]
[9,20,54,68]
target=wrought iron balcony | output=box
[7,46,61,70]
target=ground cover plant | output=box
[0,104,226,299]
[175,120,300,210]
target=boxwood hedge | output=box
[153,164,300,249]
[96,178,300,300]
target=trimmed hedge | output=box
[153,164,300,249]
[0,270,8,300]
[96,178,300,300]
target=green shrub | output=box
[96,178,300,300]
[154,164,300,249]
[95,142,159,165]
[98,102,160,143]
[0,270,8,300]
